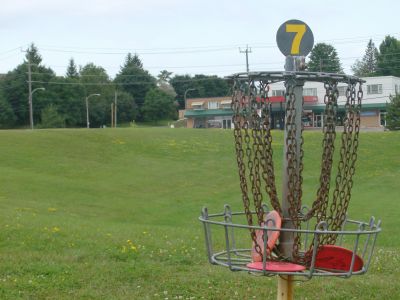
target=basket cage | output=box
[199,204,381,278]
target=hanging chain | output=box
[259,81,282,214]
[324,81,363,244]
[249,80,265,224]
[232,79,262,257]
[305,81,338,222]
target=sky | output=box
[0,0,399,79]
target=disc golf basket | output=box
[199,20,381,299]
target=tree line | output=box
[306,36,400,77]
[0,45,229,129]
[0,36,399,129]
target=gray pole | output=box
[86,93,101,129]
[239,45,252,73]
[86,96,89,128]
[114,90,118,128]
[27,57,33,129]
[280,55,304,260]
[184,88,196,110]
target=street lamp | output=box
[86,93,101,128]
[184,88,196,109]
[29,87,45,129]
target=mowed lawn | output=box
[0,128,399,299]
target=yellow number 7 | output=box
[286,24,306,55]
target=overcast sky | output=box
[0,0,399,78]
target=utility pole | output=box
[27,55,33,129]
[239,44,252,73]
[111,103,114,128]
[114,90,118,128]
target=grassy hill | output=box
[0,128,399,299]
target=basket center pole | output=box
[277,55,305,300]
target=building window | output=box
[272,89,285,96]
[367,84,383,95]
[303,88,317,96]
[191,102,204,109]
[337,86,347,96]
[220,100,232,109]
[208,101,219,109]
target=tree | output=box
[122,53,143,69]
[386,94,400,130]
[141,88,177,123]
[66,58,79,78]
[157,70,173,83]
[351,39,379,77]
[25,43,43,65]
[1,44,56,127]
[114,53,156,114]
[80,63,114,127]
[376,36,400,77]
[47,76,86,127]
[170,74,229,108]
[115,90,138,124]
[0,92,16,128]
[157,70,176,98]
[39,104,65,128]
[307,43,343,73]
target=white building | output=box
[183,76,400,129]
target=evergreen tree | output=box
[376,36,400,77]
[386,94,400,130]
[25,43,43,65]
[122,53,143,70]
[114,53,156,113]
[1,43,56,126]
[66,58,79,78]
[307,43,343,73]
[351,39,379,77]
[157,70,176,97]
[157,70,173,83]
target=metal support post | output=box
[278,55,304,300]
[114,90,118,128]
[27,59,33,129]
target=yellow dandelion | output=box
[52,226,60,233]
[48,208,57,212]
[131,245,137,251]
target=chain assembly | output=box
[230,72,363,265]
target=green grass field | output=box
[0,128,399,299]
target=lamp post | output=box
[184,88,196,109]
[85,93,101,128]
[29,87,45,129]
